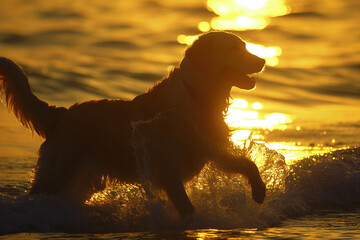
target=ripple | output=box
[38,10,86,19]
[105,69,162,82]
[92,40,139,49]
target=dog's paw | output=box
[183,212,195,226]
[250,177,266,204]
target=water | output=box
[0,0,359,238]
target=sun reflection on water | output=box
[226,98,292,149]
[245,43,282,67]
[226,99,337,162]
[207,0,291,30]
[226,98,292,134]
[226,98,299,161]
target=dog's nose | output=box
[261,58,266,65]
[257,58,266,71]
[259,58,266,66]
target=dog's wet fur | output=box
[0,31,266,218]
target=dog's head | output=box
[181,31,265,90]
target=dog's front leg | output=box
[131,112,196,219]
[134,137,195,218]
[213,151,266,204]
[157,168,195,219]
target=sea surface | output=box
[0,0,359,239]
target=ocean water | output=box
[0,0,359,239]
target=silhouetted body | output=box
[0,32,266,218]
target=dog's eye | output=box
[229,45,240,51]
[229,44,246,53]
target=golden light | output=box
[236,0,267,10]
[186,230,220,240]
[230,129,252,142]
[245,42,282,67]
[177,34,198,45]
[85,192,107,205]
[210,16,269,31]
[266,142,336,163]
[225,99,336,163]
[223,99,328,162]
[225,99,292,130]
[245,43,282,58]
[176,0,290,66]
[225,98,292,144]
[252,102,262,110]
[206,0,291,30]
[198,21,211,32]
[230,98,248,109]
[265,57,279,67]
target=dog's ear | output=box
[182,37,213,72]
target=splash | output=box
[1,147,359,234]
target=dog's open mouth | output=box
[239,73,256,82]
[233,72,257,90]
[224,66,262,90]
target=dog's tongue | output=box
[240,74,254,82]
[234,74,256,90]
[224,67,256,90]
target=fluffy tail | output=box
[0,57,66,138]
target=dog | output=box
[0,31,266,219]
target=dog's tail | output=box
[0,57,67,138]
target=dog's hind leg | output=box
[29,141,66,195]
[29,140,103,202]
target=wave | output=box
[92,40,139,49]
[0,145,359,234]
[38,10,86,20]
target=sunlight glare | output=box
[236,0,267,10]
[252,102,262,110]
[207,0,291,30]
[266,142,336,163]
[211,16,268,31]
[230,98,248,109]
[198,21,211,32]
[230,129,252,142]
[178,0,289,66]
[225,99,299,161]
[225,98,292,143]
[246,42,282,67]
[225,99,292,130]
[177,34,198,45]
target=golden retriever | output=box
[0,31,266,219]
